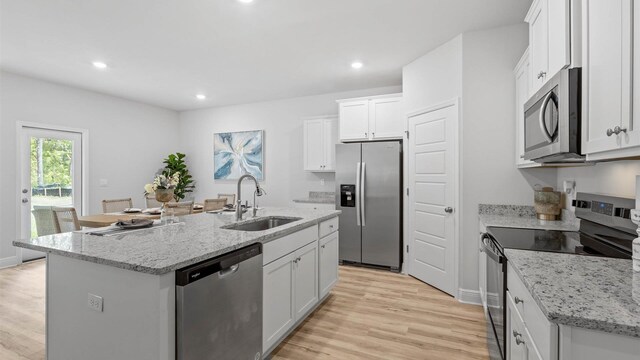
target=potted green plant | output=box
[161,153,195,201]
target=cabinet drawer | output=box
[263,225,318,265]
[507,263,558,360]
[319,217,339,238]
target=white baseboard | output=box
[458,288,482,305]
[0,256,19,269]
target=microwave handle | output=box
[538,92,555,143]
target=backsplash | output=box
[478,204,537,217]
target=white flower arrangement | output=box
[144,172,180,194]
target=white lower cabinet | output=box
[263,252,296,352]
[293,241,319,318]
[262,218,340,356]
[319,232,339,299]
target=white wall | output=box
[176,86,401,207]
[403,35,463,114]
[0,71,179,266]
[557,160,640,204]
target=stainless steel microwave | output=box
[523,68,583,163]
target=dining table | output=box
[78,207,204,228]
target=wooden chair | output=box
[165,201,194,216]
[32,207,58,236]
[218,193,236,206]
[52,207,81,233]
[102,198,133,213]
[203,198,227,212]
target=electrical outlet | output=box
[88,293,103,312]
[320,178,325,186]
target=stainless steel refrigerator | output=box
[335,141,402,271]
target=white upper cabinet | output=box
[582,0,636,160]
[526,0,571,95]
[303,116,338,172]
[338,94,404,142]
[514,49,541,168]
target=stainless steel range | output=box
[481,192,635,360]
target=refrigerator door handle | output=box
[356,162,361,226]
[361,162,366,227]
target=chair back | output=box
[52,207,80,233]
[32,207,58,236]
[102,198,133,213]
[218,193,236,206]
[165,201,194,216]
[203,198,227,211]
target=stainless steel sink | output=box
[222,216,302,232]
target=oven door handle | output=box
[481,234,503,263]
[538,92,555,143]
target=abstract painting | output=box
[214,130,264,180]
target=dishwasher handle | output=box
[176,243,262,286]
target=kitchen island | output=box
[13,208,340,360]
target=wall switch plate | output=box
[88,293,103,312]
[99,179,108,187]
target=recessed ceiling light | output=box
[92,61,108,69]
[196,94,207,100]
[351,61,363,69]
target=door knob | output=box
[22,198,29,203]
[444,207,454,214]
[614,126,628,135]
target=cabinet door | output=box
[319,232,339,299]
[263,253,295,352]
[304,119,325,171]
[322,118,338,171]
[339,100,369,141]
[369,97,404,139]
[626,1,640,150]
[507,293,528,360]
[547,0,570,76]
[528,0,549,92]
[293,241,319,319]
[582,0,632,155]
[514,49,540,168]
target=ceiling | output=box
[1,0,531,111]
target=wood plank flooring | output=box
[0,261,488,360]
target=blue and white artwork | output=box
[214,130,264,180]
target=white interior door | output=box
[408,103,457,296]
[20,126,83,262]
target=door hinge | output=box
[405,130,409,139]
[406,245,409,253]
[406,188,409,196]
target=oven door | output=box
[482,234,506,360]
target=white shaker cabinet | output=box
[263,252,296,352]
[514,49,541,168]
[526,0,571,95]
[338,94,404,142]
[293,241,319,319]
[303,116,337,172]
[319,231,339,299]
[581,0,636,160]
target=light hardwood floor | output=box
[0,261,488,360]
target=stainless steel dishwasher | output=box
[176,243,262,360]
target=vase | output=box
[155,188,175,203]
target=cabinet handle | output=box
[537,71,546,79]
[614,126,628,135]
[321,245,326,249]
[372,132,375,138]
[607,128,615,137]
[513,330,525,345]
[514,296,524,304]
[512,330,522,338]
[365,132,368,137]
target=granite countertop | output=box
[13,208,340,275]
[479,204,580,232]
[293,191,335,204]
[505,249,640,338]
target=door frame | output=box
[404,98,460,298]
[15,121,89,264]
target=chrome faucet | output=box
[236,174,264,221]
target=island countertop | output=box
[13,208,340,275]
[505,249,640,338]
